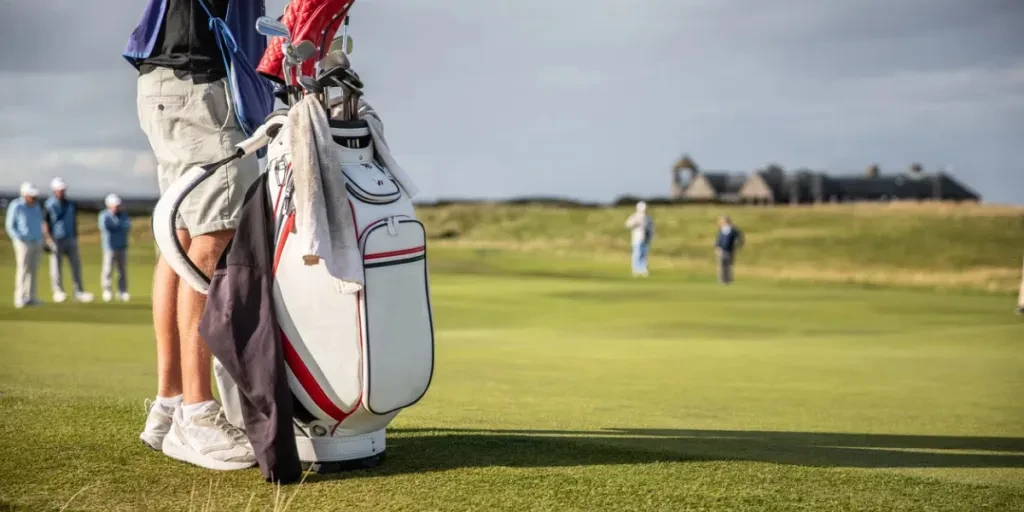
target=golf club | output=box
[319,49,351,74]
[284,40,318,105]
[255,16,291,40]
[256,16,301,105]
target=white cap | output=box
[104,193,122,208]
[19,182,39,197]
[50,177,67,191]
[636,201,647,212]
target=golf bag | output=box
[151,99,435,472]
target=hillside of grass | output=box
[4,201,1022,293]
[416,202,1024,293]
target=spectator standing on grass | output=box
[98,194,132,303]
[1016,252,1023,315]
[4,182,45,308]
[43,177,94,304]
[624,201,654,277]
[714,216,744,285]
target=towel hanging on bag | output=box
[288,95,364,294]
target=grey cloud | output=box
[0,1,144,73]
[1,0,1022,203]
[0,71,149,151]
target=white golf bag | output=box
[152,101,435,471]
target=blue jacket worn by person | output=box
[5,198,44,243]
[44,197,79,241]
[715,226,743,255]
[122,0,273,136]
[98,211,132,251]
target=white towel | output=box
[358,99,419,198]
[288,95,363,294]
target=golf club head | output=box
[329,35,354,55]
[255,16,290,40]
[319,50,351,74]
[286,40,318,65]
[299,76,324,94]
[318,67,363,91]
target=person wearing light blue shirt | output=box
[43,177,94,303]
[5,182,45,308]
[98,194,132,302]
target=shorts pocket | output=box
[197,80,234,132]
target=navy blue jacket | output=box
[123,0,265,75]
[98,210,132,251]
[44,197,78,241]
[715,226,743,254]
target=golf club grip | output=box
[236,121,285,157]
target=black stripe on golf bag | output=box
[363,254,425,269]
[331,133,372,149]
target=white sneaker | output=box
[119,292,131,302]
[102,290,113,302]
[161,402,256,471]
[75,291,95,303]
[53,291,67,303]
[140,399,176,451]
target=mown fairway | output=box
[1,206,1023,511]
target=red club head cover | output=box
[257,0,356,84]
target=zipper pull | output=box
[387,216,398,236]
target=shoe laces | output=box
[212,408,249,445]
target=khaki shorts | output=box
[137,67,259,237]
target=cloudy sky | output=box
[0,0,1021,204]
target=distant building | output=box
[682,172,746,203]
[740,170,842,204]
[671,154,700,198]
[734,164,981,205]
[831,171,980,203]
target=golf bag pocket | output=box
[360,218,434,415]
[343,162,401,205]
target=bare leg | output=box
[178,230,233,405]
[154,229,190,398]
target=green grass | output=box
[417,202,1024,293]
[1,210,1023,511]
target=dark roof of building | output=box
[701,172,747,194]
[789,171,842,198]
[739,170,842,202]
[828,172,980,200]
[933,172,982,200]
[834,174,930,199]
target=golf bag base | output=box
[295,428,386,470]
[215,360,395,471]
[302,452,386,474]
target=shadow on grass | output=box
[308,427,1024,482]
